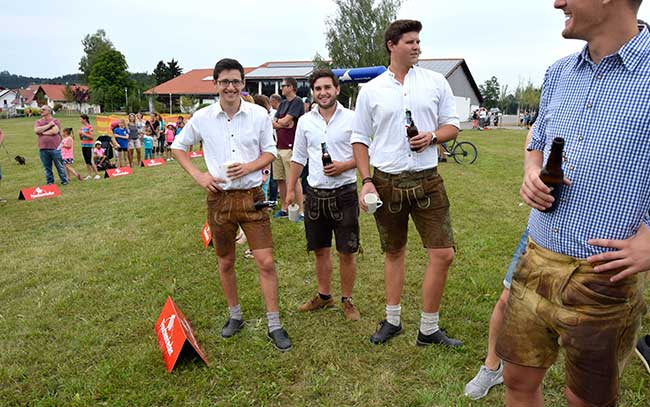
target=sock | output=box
[267,311,281,333]
[229,304,243,321]
[419,311,440,335]
[386,304,401,326]
[319,292,332,301]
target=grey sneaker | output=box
[464,361,504,400]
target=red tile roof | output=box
[38,84,89,101]
[145,68,255,95]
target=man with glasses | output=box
[34,105,69,185]
[172,58,292,352]
[272,78,305,219]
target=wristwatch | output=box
[430,132,438,145]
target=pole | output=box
[125,87,128,112]
[169,93,172,115]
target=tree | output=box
[63,85,74,103]
[515,79,541,113]
[479,76,500,109]
[324,0,402,106]
[153,59,183,85]
[79,30,115,81]
[88,49,129,112]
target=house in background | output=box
[4,84,100,114]
[0,89,18,114]
[145,58,483,120]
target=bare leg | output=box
[421,247,454,313]
[277,180,287,211]
[385,247,406,305]
[485,288,510,369]
[339,252,356,298]
[503,362,546,407]
[216,252,239,307]
[314,248,333,295]
[294,180,304,213]
[252,248,279,312]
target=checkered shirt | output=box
[528,25,650,259]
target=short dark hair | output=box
[309,68,339,89]
[213,58,245,81]
[283,77,298,91]
[63,127,73,135]
[384,19,422,54]
[80,114,89,122]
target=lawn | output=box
[0,116,648,406]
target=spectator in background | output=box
[127,113,142,167]
[60,127,83,181]
[79,114,101,180]
[165,123,176,161]
[113,119,129,167]
[253,94,273,200]
[34,105,68,185]
[93,140,106,168]
[143,126,155,160]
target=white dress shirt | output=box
[292,102,356,189]
[351,66,460,174]
[171,100,277,190]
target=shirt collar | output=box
[212,98,249,118]
[311,101,344,121]
[386,65,416,84]
[576,24,650,71]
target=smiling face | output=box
[214,69,244,105]
[312,77,339,110]
[388,31,421,67]
[554,0,607,41]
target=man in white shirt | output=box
[286,68,361,321]
[171,58,291,352]
[352,19,462,347]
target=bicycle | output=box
[440,138,478,164]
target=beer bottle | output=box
[405,109,419,152]
[539,137,564,213]
[254,200,277,210]
[321,142,333,167]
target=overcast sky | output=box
[3,0,650,92]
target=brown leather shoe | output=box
[298,294,335,312]
[342,298,360,321]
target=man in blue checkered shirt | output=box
[496,1,650,406]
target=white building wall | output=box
[455,96,471,122]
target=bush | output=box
[53,103,63,112]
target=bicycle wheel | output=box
[452,141,478,164]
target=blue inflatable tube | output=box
[332,66,387,83]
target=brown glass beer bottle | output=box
[405,109,419,152]
[539,137,564,213]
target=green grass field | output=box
[0,116,648,406]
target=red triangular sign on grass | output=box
[141,158,166,167]
[155,296,209,372]
[201,222,212,248]
[18,184,61,200]
[105,167,133,178]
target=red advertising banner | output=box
[189,150,204,158]
[201,222,212,248]
[105,167,133,178]
[18,184,61,201]
[141,158,166,167]
[155,296,209,373]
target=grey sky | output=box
[3,0,650,92]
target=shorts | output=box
[128,139,142,149]
[207,187,273,257]
[62,158,74,165]
[372,168,454,253]
[503,229,530,289]
[117,147,128,152]
[81,146,93,165]
[496,238,646,407]
[272,149,292,181]
[304,183,359,253]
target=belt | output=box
[307,182,356,198]
[374,167,437,181]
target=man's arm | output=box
[172,148,224,193]
[226,152,275,181]
[285,162,305,206]
[323,158,356,177]
[408,124,459,151]
[587,224,650,282]
[273,114,295,129]
[353,142,376,212]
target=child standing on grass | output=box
[143,126,154,160]
[60,128,83,181]
[165,123,176,161]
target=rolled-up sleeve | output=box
[259,115,277,158]
[528,67,553,152]
[171,118,199,151]
[351,88,372,146]
[291,120,308,166]
[438,78,460,129]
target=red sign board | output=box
[105,167,133,178]
[155,296,209,372]
[18,184,61,201]
[201,222,212,248]
[189,150,204,158]
[141,158,166,167]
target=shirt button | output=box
[554,228,559,233]
[231,134,234,137]
[569,165,575,171]
[586,102,593,109]
[597,74,603,80]
[578,135,584,141]
[232,149,235,152]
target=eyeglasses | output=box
[217,79,244,88]
[280,84,290,88]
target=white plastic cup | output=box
[364,193,383,214]
[220,161,236,182]
[288,203,300,221]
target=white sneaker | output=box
[464,361,504,400]
[94,175,101,180]
[84,175,92,180]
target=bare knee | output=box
[218,254,236,273]
[565,387,606,407]
[338,252,355,266]
[255,253,275,275]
